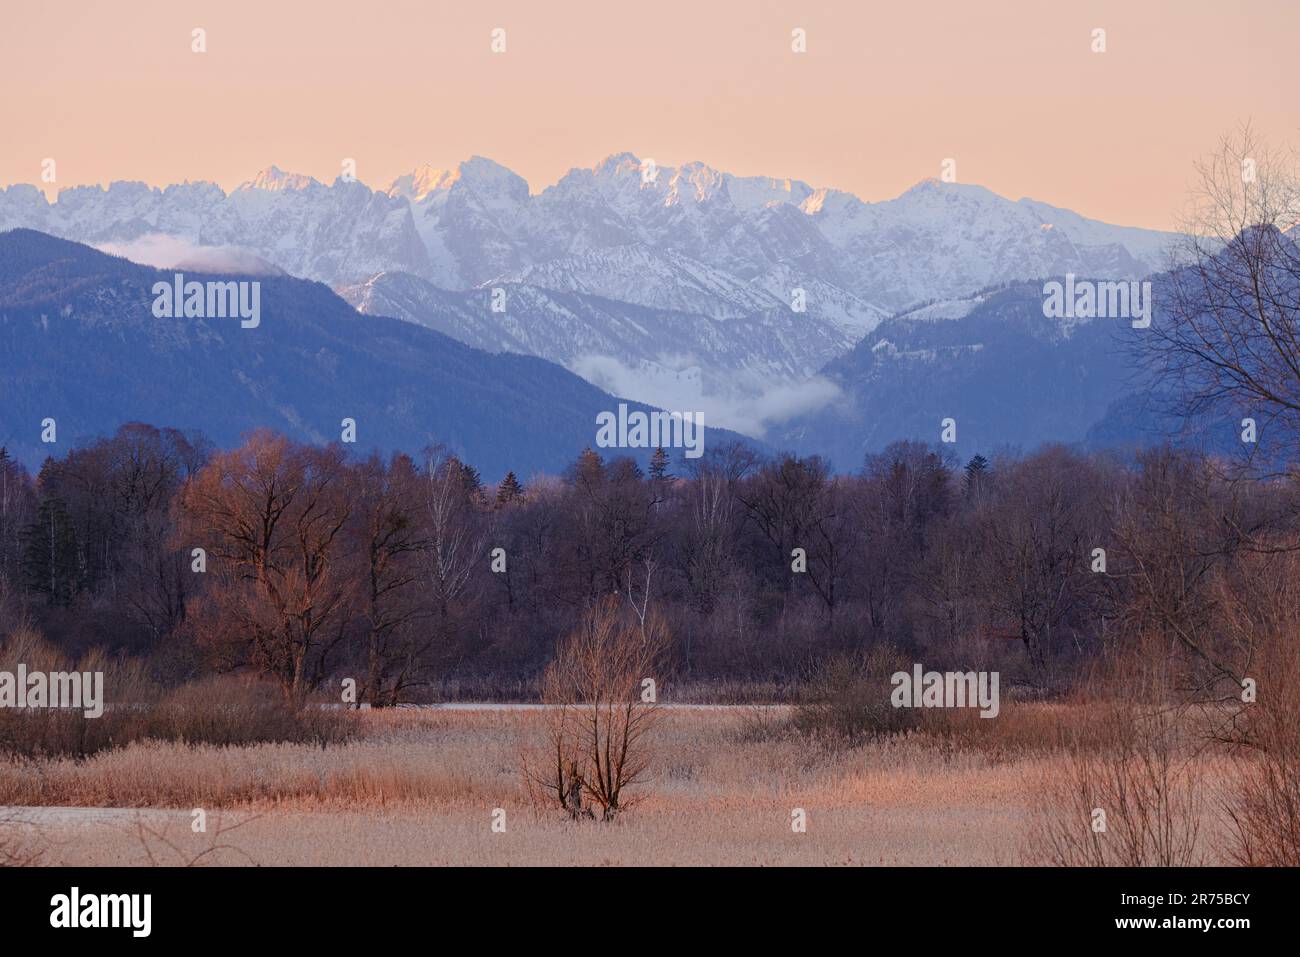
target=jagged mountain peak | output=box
[385,163,459,201]
[239,165,321,192]
[896,177,1005,204]
[592,151,645,175]
[727,173,815,212]
[666,162,726,202]
[454,156,529,194]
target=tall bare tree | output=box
[420,447,489,626]
[350,453,429,706]
[1153,124,1300,464]
[179,431,354,703]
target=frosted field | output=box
[0,707,1234,867]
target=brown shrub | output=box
[1220,637,1300,865]
[791,646,919,743]
[1024,650,1209,867]
[147,678,354,749]
[0,628,353,759]
[920,698,1115,759]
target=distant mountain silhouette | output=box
[0,229,752,477]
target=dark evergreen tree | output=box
[963,454,991,498]
[649,447,670,481]
[496,471,524,506]
[460,462,482,497]
[21,497,81,605]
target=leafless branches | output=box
[133,810,263,867]
[1152,124,1300,466]
[528,594,668,821]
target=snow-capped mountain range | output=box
[0,154,1177,312]
[0,155,1180,436]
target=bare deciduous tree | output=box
[1153,124,1300,465]
[351,453,428,706]
[179,431,354,704]
[528,593,668,821]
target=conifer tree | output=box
[496,471,524,506]
[649,447,670,481]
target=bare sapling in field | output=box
[526,581,669,822]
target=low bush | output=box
[791,646,920,743]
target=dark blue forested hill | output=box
[0,229,751,478]
[772,275,1270,470]
[770,281,1143,467]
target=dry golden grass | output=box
[0,705,1238,866]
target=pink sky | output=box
[1,0,1294,230]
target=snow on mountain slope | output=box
[725,174,816,212]
[886,292,997,324]
[396,156,533,288]
[499,245,782,320]
[802,179,1171,312]
[749,262,887,337]
[0,171,430,282]
[339,269,852,437]
[1016,196,1175,268]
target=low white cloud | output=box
[570,353,840,438]
[96,233,281,275]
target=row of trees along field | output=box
[0,425,1291,706]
